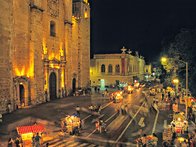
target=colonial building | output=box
[0,0,90,113]
[90,47,146,88]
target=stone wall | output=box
[0,0,13,112]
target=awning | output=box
[17,125,45,134]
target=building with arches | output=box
[90,47,146,88]
[0,0,90,113]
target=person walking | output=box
[14,137,20,147]
[8,138,13,147]
[32,135,35,147]
[76,106,80,116]
[141,134,147,147]
[35,133,41,147]
[95,120,100,132]
[162,93,165,101]
[97,87,100,93]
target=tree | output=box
[161,28,196,96]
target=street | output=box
[0,87,162,147]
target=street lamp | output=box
[177,60,188,119]
[161,57,189,118]
[161,57,167,63]
[172,78,179,97]
[172,78,179,84]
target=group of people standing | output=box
[7,133,42,147]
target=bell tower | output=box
[73,0,90,88]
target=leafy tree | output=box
[161,28,196,96]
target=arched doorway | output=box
[72,78,76,93]
[19,84,25,106]
[49,72,57,100]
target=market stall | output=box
[136,134,158,146]
[113,91,123,103]
[61,114,81,135]
[16,124,45,146]
[109,91,123,103]
[124,85,134,94]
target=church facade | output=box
[0,0,90,113]
[90,47,146,87]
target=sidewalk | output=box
[0,94,97,141]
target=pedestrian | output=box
[35,133,41,147]
[76,106,80,116]
[97,87,100,93]
[14,137,20,147]
[8,137,13,147]
[152,133,158,146]
[162,93,165,101]
[168,91,171,100]
[32,135,35,147]
[95,121,100,132]
[141,134,147,147]
[46,143,49,147]
[97,105,101,114]
[124,105,128,115]
[181,140,188,147]
[121,105,125,115]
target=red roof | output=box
[17,125,45,134]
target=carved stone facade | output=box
[0,0,90,113]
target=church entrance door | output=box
[19,84,25,106]
[49,72,57,100]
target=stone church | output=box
[0,0,90,113]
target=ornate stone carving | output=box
[47,0,59,18]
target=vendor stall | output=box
[124,85,134,94]
[136,135,158,146]
[114,92,123,103]
[16,124,45,146]
[61,115,81,135]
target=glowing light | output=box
[15,67,25,76]
[61,71,64,88]
[49,64,60,69]
[173,78,179,84]
[59,42,64,56]
[161,57,167,62]
[42,38,47,54]
[84,11,88,18]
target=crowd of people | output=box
[7,133,42,147]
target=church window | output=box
[50,21,56,37]
[101,64,105,73]
[115,64,120,74]
[108,64,113,73]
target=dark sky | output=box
[89,0,196,62]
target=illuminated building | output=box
[90,47,146,87]
[0,0,90,112]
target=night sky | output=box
[89,0,196,62]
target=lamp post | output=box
[161,57,188,118]
[173,78,179,97]
[177,59,188,118]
